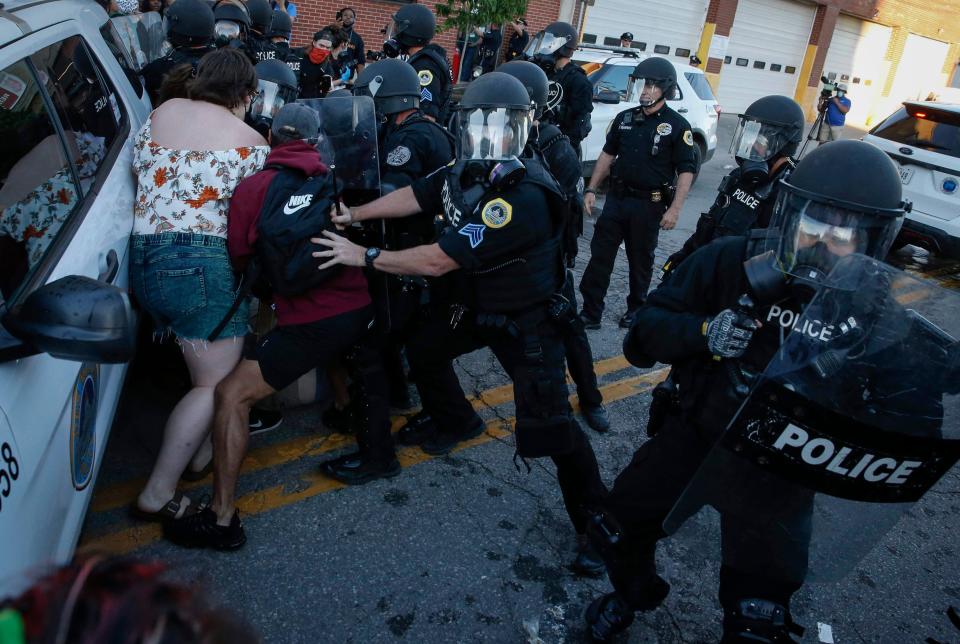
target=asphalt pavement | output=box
[77,115,960,643]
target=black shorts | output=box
[245,305,374,391]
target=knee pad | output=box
[722,599,804,644]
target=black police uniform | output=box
[545,63,593,153]
[376,113,455,403]
[579,104,697,322]
[664,161,792,279]
[281,44,303,76]
[535,123,603,411]
[404,156,607,533]
[595,236,814,621]
[408,45,452,123]
[142,46,214,106]
[247,32,275,62]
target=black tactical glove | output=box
[705,309,759,358]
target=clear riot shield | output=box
[296,95,380,206]
[664,255,960,582]
[110,12,170,71]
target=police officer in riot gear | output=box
[265,11,298,72]
[313,72,608,569]
[245,0,274,62]
[213,0,253,60]
[141,0,216,106]
[579,57,698,329]
[382,4,452,124]
[499,59,611,435]
[648,95,804,437]
[583,140,911,643]
[247,59,299,139]
[529,21,593,156]
[663,95,805,279]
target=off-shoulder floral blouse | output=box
[132,118,268,237]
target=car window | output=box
[871,106,960,159]
[590,65,634,98]
[0,60,82,312]
[684,72,716,102]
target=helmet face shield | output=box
[771,188,904,285]
[731,117,791,162]
[626,77,676,104]
[214,20,241,41]
[526,32,568,58]
[458,107,532,161]
[249,79,297,124]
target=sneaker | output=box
[322,404,357,434]
[581,405,611,434]
[420,419,485,456]
[249,408,283,436]
[571,534,606,578]
[320,452,402,485]
[618,311,638,329]
[396,410,436,446]
[163,507,246,550]
[580,312,601,330]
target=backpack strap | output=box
[207,258,260,342]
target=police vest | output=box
[409,47,451,123]
[445,156,567,313]
[711,165,791,238]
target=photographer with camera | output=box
[817,80,851,145]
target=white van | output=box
[0,0,155,594]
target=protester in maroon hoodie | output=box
[163,104,399,551]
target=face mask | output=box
[737,158,768,187]
[383,39,404,58]
[532,54,556,75]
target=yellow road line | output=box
[79,367,667,556]
[90,354,633,514]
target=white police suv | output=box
[863,101,960,258]
[0,0,156,594]
[574,46,720,177]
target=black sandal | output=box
[129,491,199,522]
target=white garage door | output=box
[582,0,709,59]
[718,0,816,114]
[883,34,950,112]
[821,15,892,127]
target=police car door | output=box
[0,20,143,592]
[663,255,960,581]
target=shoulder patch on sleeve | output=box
[683,130,694,146]
[418,69,434,86]
[386,145,412,166]
[480,198,512,228]
[458,222,486,248]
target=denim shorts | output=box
[130,233,248,341]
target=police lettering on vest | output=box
[766,304,835,342]
[731,188,760,210]
[772,424,924,486]
[440,179,463,227]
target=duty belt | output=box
[612,181,665,202]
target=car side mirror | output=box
[596,90,621,104]
[3,275,136,363]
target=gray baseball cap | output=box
[271,103,321,140]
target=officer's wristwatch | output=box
[364,247,381,269]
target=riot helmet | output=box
[527,21,578,73]
[354,59,421,117]
[165,0,215,48]
[730,95,805,184]
[383,4,435,57]
[267,10,292,41]
[213,0,250,46]
[626,57,678,106]
[457,72,533,162]
[498,60,549,119]
[247,0,272,35]
[248,59,299,137]
[768,140,909,286]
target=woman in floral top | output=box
[129,48,268,521]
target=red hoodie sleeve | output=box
[227,171,274,272]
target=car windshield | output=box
[589,64,634,98]
[870,105,960,159]
[684,72,716,101]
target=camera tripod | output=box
[798,99,829,157]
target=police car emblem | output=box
[386,145,412,166]
[683,130,694,146]
[480,198,512,229]
[459,223,486,248]
[656,123,672,136]
[418,69,434,86]
[71,363,99,491]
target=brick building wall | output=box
[289,0,562,68]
